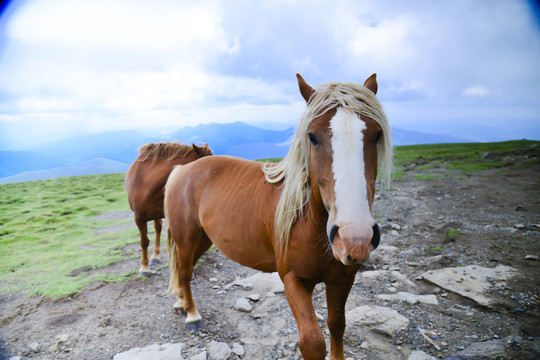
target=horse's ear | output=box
[363,73,378,95]
[297,73,315,103]
[192,144,202,154]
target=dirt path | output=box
[1,160,539,359]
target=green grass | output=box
[0,173,137,298]
[425,246,446,255]
[393,140,539,176]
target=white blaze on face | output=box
[328,107,374,240]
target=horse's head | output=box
[192,143,214,158]
[298,74,391,266]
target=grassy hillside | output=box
[0,173,135,298]
[0,140,538,299]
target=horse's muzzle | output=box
[329,223,380,265]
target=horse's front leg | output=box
[282,272,326,360]
[149,218,162,265]
[325,276,356,360]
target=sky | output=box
[0,0,539,150]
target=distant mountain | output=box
[391,128,473,146]
[27,130,155,165]
[0,158,129,184]
[169,122,294,156]
[0,121,483,183]
[0,151,62,178]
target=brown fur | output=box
[125,141,213,274]
[165,74,390,360]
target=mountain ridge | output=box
[0,121,478,183]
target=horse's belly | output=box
[204,228,277,273]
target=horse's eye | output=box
[374,131,382,145]
[308,133,318,146]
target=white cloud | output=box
[0,0,539,149]
[462,86,490,98]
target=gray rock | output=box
[367,245,400,265]
[247,293,261,301]
[346,305,409,337]
[408,350,437,360]
[28,341,40,352]
[190,351,207,360]
[235,297,252,312]
[9,357,22,360]
[457,338,506,358]
[421,265,517,307]
[206,341,232,360]
[232,342,245,356]
[377,291,438,305]
[230,272,284,293]
[114,343,184,360]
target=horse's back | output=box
[166,156,279,272]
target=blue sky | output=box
[0,0,539,150]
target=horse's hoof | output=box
[175,307,187,316]
[139,270,155,278]
[187,320,202,331]
[149,258,160,266]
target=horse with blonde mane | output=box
[165,74,392,359]
[125,141,213,276]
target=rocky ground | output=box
[1,153,539,360]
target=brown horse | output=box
[165,74,392,359]
[125,141,213,276]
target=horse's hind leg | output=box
[172,226,212,330]
[135,216,152,277]
[149,219,162,265]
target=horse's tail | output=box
[166,228,180,296]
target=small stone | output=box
[206,341,232,360]
[360,341,369,349]
[247,293,261,301]
[232,343,245,356]
[190,351,207,360]
[514,223,526,229]
[235,297,252,312]
[209,277,218,282]
[9,357,22,360]
[29,341,40,352]
[525,255,539,261]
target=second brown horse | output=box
[125,141,213,276]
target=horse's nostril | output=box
[329,224,339,245]
[371,223,380,249]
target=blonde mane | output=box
[262,81,393,252]
[137,141,211,163]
